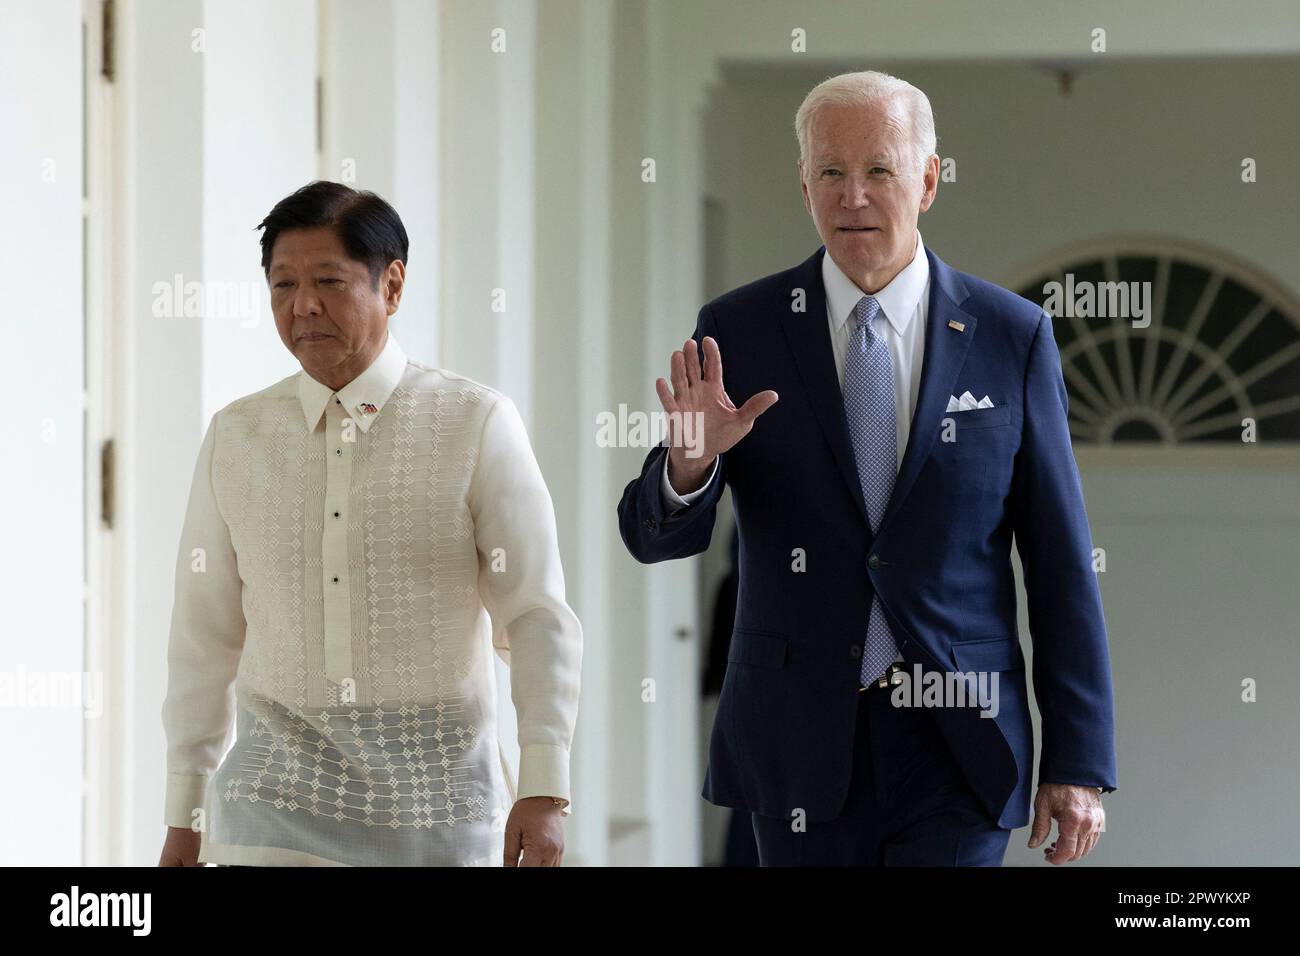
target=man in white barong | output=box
[158,181,581,867]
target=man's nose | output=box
[293,289,322,316]
[840,175,870,208]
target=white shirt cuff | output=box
[516,743,573,816]
[164,772,209,829]
[659,452,719,513]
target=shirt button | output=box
[867,554,880,569]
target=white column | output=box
[0,0,86,867]
[438,0,534,423]
[639,0,704,867]
[436,0,539,854]
[117,0,205,868]
[318,0,441,365]
[391,0,442,365]
[532,0,615,868]
[116,0,315,865]
[200,0,315,411]
[604,0,655,862]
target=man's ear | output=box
[384,260,405,314]
[798,160,812,216]
[918,154,940,213]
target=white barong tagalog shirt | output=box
[162,331,582,866]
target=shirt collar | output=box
[824,229,929,336]
[298,330,408,433]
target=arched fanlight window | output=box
[1008,238,1300,443]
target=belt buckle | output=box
[863,662,905,692]
[878,660,899,691]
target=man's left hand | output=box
[503,796,566,867]
[1027,783,1105,864]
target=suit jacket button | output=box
[867,554,880,569]
[643,517,657,531]
[849,645,861,659]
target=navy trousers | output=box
[750,684,1012,866]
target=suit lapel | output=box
[777,244,978,538]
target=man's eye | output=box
[320,278,342,285]
[871,167,889,175]
[821,169,840,177]
[274,281,293,289]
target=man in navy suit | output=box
[617,71,1117,866]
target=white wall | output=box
[0,0,85,866]
[200,0,315,411]
[532,0,617,866]
[435,0,540,855]
[1014,447,1300,865]
[319,0,441,365]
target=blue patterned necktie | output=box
[842,294,899,686]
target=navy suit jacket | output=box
[617,244,1118,829]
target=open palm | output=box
[655,336,778,488]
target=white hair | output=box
[794,70,937,177]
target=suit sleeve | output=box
[1012,311,1118,794]
[161,412,247,828]
[469,395,583,813]
[617,303,729,563]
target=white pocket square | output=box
[946,391,994,412]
